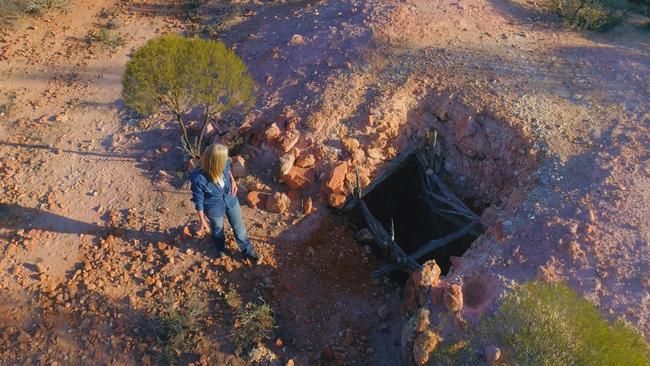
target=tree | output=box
[122,34,256,158]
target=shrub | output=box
[544,0,624,31]
[151,293,205,364]
[122,34,256,158]
[230,299,275,350]
[479,281,650,366]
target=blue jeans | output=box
[206,198,255,256]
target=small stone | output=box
[290,34,306,45]
[266,192,290,214]
[264,123,281,141]
[341,137,360,152]
[246,191,266,209]
[295,153,316,168]
[485,345,502,364]
[279,153,296,176]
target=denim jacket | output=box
[190,159,235,217]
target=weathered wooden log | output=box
[372,221,479,277]
[358,199,421,271]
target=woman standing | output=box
[190,143,260,263]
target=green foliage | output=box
[544,0,624,31]
[151,293,205,364]
[122,34,256,157]
[230,299,275,350]
[0,0,68,28]
[90,26,125,49]
[0,91,17,117]
[479,281,650,366]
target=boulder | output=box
[266,192,290,214]
[246,191,266,209]
[231,155,247,178]
[295,153,316,168]
[279,153,296,176]
[341,137,360,152]
[282,166,315,190]
[443,284,463,312]
[264,123,281,141]
[278,130,300,152]
[413,330,440,366]
[324,161,348,194]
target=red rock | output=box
[246,191,266,209]
[266,192,290,213]
[328,193,347,208]
[295,153,316,168]
[264,123,281,141]
[443,284,463,312]
[325,162,348,194]
[278,130,300,152]
[413,330,440,366]
[279,153,296,176]
[341,137,360,152]
[282,166,315,190]
[231,156,247,178]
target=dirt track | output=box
[0,0,648,364]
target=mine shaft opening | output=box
[351,153,485,276]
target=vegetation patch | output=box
[230,299,276,351]
[0,0,69,28]
[122,34,256,159]
[482,281,649,365]
[150,293,205,364]
[544,0,625,31]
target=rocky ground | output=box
[0,0,649,365]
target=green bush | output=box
[544,0,624,31]
[151,293,205,364]
[122,34,256,158]
[480,281,650,366]
[230,299,275,350]
[0,0,69,27]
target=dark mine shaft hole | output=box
[353,155,485,276]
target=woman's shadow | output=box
[0,203,221,259]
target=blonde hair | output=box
[201,143,228,183]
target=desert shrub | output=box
[230,299,275,350]
[122,34,256,158]
[151,293,205,364]
[0,91,17,117]
[0,0,67,27]
[90,26,125,49]
[544,0,624,31]
[479,281,650,366]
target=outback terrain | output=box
[0,0,648,365]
